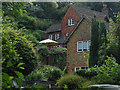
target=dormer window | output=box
[68,18,75,26]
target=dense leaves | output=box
[2,29,37,76]
[25,65,64,82]
[76,56,120,85]
[2,31,24,88]
[38,46,67,70]
[89,15,99,67]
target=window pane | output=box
[83,41,87,51]
[88,40,91,50]
[68,19,70,26]
[71,18,74,25]
[49,35,53,40]
[78,42,82,51]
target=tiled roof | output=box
[71,5,107,21]
[46,23,61,33]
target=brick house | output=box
[45,4,109,74]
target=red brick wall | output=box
[61,6,80,37]
[66,19,91,74]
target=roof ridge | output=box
[71,5,106,15]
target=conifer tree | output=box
[98,21,107,66]
[89,15,99,67]
[117,12,120,64]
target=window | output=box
[74,66,88,72]
[77,40,90,52]
[49,34,53,40]
[66,33,68,36]
[68,18,75,26]
[55,34,60,40]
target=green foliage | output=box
[77,56,120,85]
[98,22,107,66]
[2,29,37,76]
[2,2,27,18]
[25,65,64,82]
[41,65,64,81]
[99,21,107,46]
[20,29,44,46]
[39,46,51,62]
[75,68,97,79]
[107,18,117,44]
[93,56,120,84]
[24,84,43,88]
[117,12,120,64]
[2,32,24,88]
[39,46,67,70]
[89,15,99,67]
[50,47,67,70]
[56,75,87,89]
[18,14,53,30]
[26,2,68,21]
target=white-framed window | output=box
[68,18,75,26]
[77,40,90,52]
[55,34,60,40]
[49,34,53,40]
[74,66,88,72]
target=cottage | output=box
[45,4,109,74]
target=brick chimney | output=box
[102,4,109,16]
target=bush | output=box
[2,29,37,76]
[41,65,64,81]
[25,65,64,82]
[50,47,67,70]
[2,31,25,88]
[93,56,120,85]
[38,47,67,70]
[76,68,97,79]
[56,75,87,89]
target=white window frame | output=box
[77,40,90,52]
[55,34,60,40]
[74,66,88,72]
[68,18,75,26]
[49,34,53,40]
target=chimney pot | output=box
[103,4,107,8]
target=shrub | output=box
[25,65,64,82]
[56,75,87,89]
[76,68,97,79]
[2,31,25,88]
[50,47,67,70]
[93,56,120,85]
[41,65,64,81]
[2,29,37,76]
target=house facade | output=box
[45,4,109,74]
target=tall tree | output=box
[117,12,120,64]
[98,21,107,66]
[89,15,99,67]
[107,18,117,44]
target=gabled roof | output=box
[71,5,107,21]
[46,23,61,33]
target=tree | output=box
[2,29,37,76]
[2,31,25,88]
[2,2,27,18]
[107,18,117,44]
[89,15,99,67]
[117,12,120,64]
[98,21,107,66]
